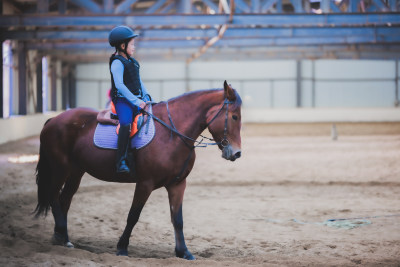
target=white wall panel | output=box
[242,81,272,108]
[162,81,186,100]
[140,62,185,80]
[273,81,297,108]
[75,59,398,111]
[76,64,108,79]
[316,81,395,107]
[76,81,99,109]
[316,60,395,79]
[189,61,296,79]
[301,80,313,107]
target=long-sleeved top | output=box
[110,59,150,107]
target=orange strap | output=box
[116,114,142,138]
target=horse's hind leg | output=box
[51,165,84,248]
[166,180,195,260]
[57,166,84,247]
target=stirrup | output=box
[117,160,130,173]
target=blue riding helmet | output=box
[109,26,139,47]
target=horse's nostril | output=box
[235,151,241,158]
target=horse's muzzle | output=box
[222,145,241,162]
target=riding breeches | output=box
[114,97,140,126]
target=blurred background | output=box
[1,0,399,143]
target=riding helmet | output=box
[108,26,139,47]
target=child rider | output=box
[108,25,152,174]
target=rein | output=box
[143,98,233,149]
[142,98,233,186]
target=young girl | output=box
[108,25,151,174]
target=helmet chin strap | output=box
[118,40,130,59]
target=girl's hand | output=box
[139,102,147,110]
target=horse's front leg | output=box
[117,181,153,256]
[166,179,195,260]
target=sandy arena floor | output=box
[0,123,399,266]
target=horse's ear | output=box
[224,80,236,101]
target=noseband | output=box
[203,98,233,148]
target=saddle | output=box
[94,104,155,150]
[96,102,145,138]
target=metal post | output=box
[50,61,57,111]
[312,60,315,108]
[296,60,302,107]
[395,60,399,107]
[0,40,3,118]
[36,59,43,113]
[18,42,27,115]
[62,63,69,110]
[69,65,76,108]
[184,62,189,92]
[270,80,274,108]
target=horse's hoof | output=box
[52,233,74,248]
[116,249,128,256]
[65,241,74,248]
[176,249,195,260]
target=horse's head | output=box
[207,81,242,162]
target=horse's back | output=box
[40,108,98,154]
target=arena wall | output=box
[0,112,59,145]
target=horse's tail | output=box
[34,119,53,217]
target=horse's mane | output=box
[165,88,242,109]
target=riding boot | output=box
[116,124,131,174]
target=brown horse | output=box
[34,81,242,260]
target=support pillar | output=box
[18,42,27,115]
[296,60,302,107]
[50,60,57,111]
[61,63,69,110]
[185,62,189,92]
[36,59,43,113]
[0,40,3,118]
[69,65,76,108]
[311,60,316,108]
[395,60,399,107]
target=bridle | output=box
[202,98,233,148]
[142,97,235,185]
[143,97,234,149]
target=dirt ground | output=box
[0,123,399,266]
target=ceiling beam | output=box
[3,27,399,41]
[43,44,400,62]
[2,13,400,28]
[23,31,400,50]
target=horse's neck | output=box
[168,90,223,144]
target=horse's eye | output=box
[232,115,238,121]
